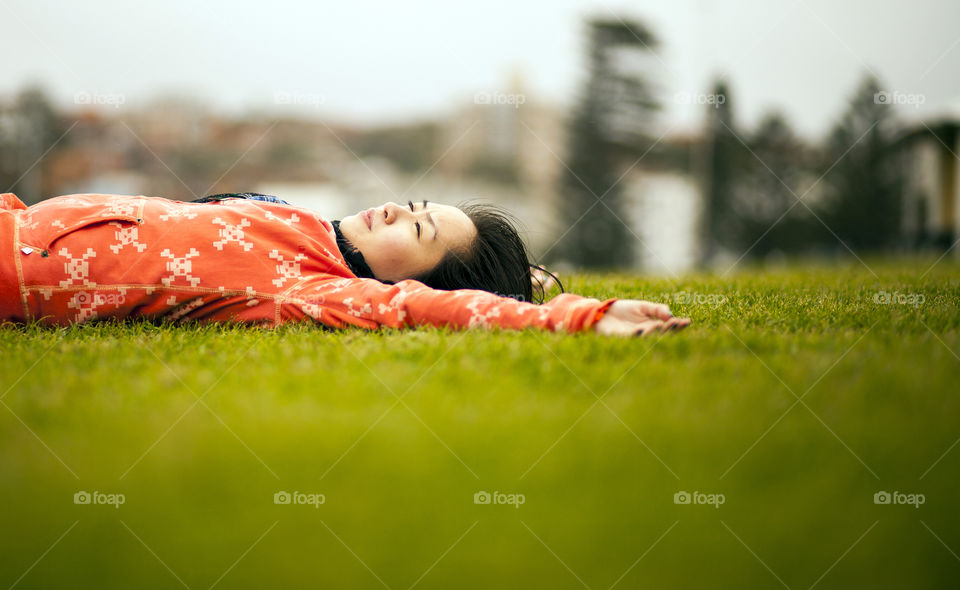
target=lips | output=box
[362,208,373,230]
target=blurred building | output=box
[621,131,705,274]
[898,115,960,252]
[17,94,363,208]
[622,153,703,274]
[436,72,567,255]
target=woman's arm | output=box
[284,276,690,335]
[528,267,690,336]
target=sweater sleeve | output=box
[283,276,618,333]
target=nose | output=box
[382,202,410,225]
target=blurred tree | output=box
[820,74,905,251]
[0,86,68,203]
[347,121,440,174]
[465,154,520,186]
[700,78,740,262]
[732,111,823,257]
[554,18,661,269]
[17,87,64,150]
[701,81,827,263]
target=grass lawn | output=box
[1,258,958,589]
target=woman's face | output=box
[340,200,476,282]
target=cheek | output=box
[368,232,415,264]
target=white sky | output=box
[1,0,958,140]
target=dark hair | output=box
[411,201,563,304]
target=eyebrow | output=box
[423,199,437,241]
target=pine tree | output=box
[555,18,661,269]
[734,111,819,256]
[700,78,740,262]
[820,74,905,251]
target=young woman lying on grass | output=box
[0,192,690,337]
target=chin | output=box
[342,214,364,235]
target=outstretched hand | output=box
[593,300,691,337]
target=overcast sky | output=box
[2,0,958,140]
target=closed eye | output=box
[408,200,421,239]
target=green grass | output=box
[1,258,958,589]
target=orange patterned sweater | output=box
[0,193,617,331]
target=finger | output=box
[635,301,672,321]
[665,317,690,332]
[633,319,663,336]
[659,319,681,333]
[656,317,689,334]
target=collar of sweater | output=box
[331,220,378,280]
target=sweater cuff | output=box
[564,297,618,332]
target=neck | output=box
[331,220,377,280]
